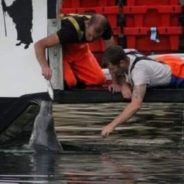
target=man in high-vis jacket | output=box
[34,13,114,88]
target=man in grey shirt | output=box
[101,45,184,137]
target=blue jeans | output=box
[170,75,184,87]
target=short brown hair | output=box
[102,45,128,67]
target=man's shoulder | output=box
[62,14,91,23]
[57,14,88,43]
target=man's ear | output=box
[119,59,125,67]
[120,58,129,68]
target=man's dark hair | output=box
[102,45,128,67]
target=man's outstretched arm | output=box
[101,84,147,137]
[34,33,60,80]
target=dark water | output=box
[0,103,183,184]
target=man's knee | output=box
[97,72,106,85]
[65,77,77,88]
[89,72,106,85]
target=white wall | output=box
[0,0,48,97]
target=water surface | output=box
[0,103,183,183]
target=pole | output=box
[1,0,7,36]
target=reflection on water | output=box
[0,103,183,183]
[0,150,183,184]
[54,103,184,149]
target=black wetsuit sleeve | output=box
[57,20,80,44]
[102,22,113,40]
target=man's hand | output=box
[101,123,115,138]
[108,83,121,93]
[120,83,132,99]
[41,65,52,80]
[108,82,132,99]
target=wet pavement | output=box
[0,102,183,183]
